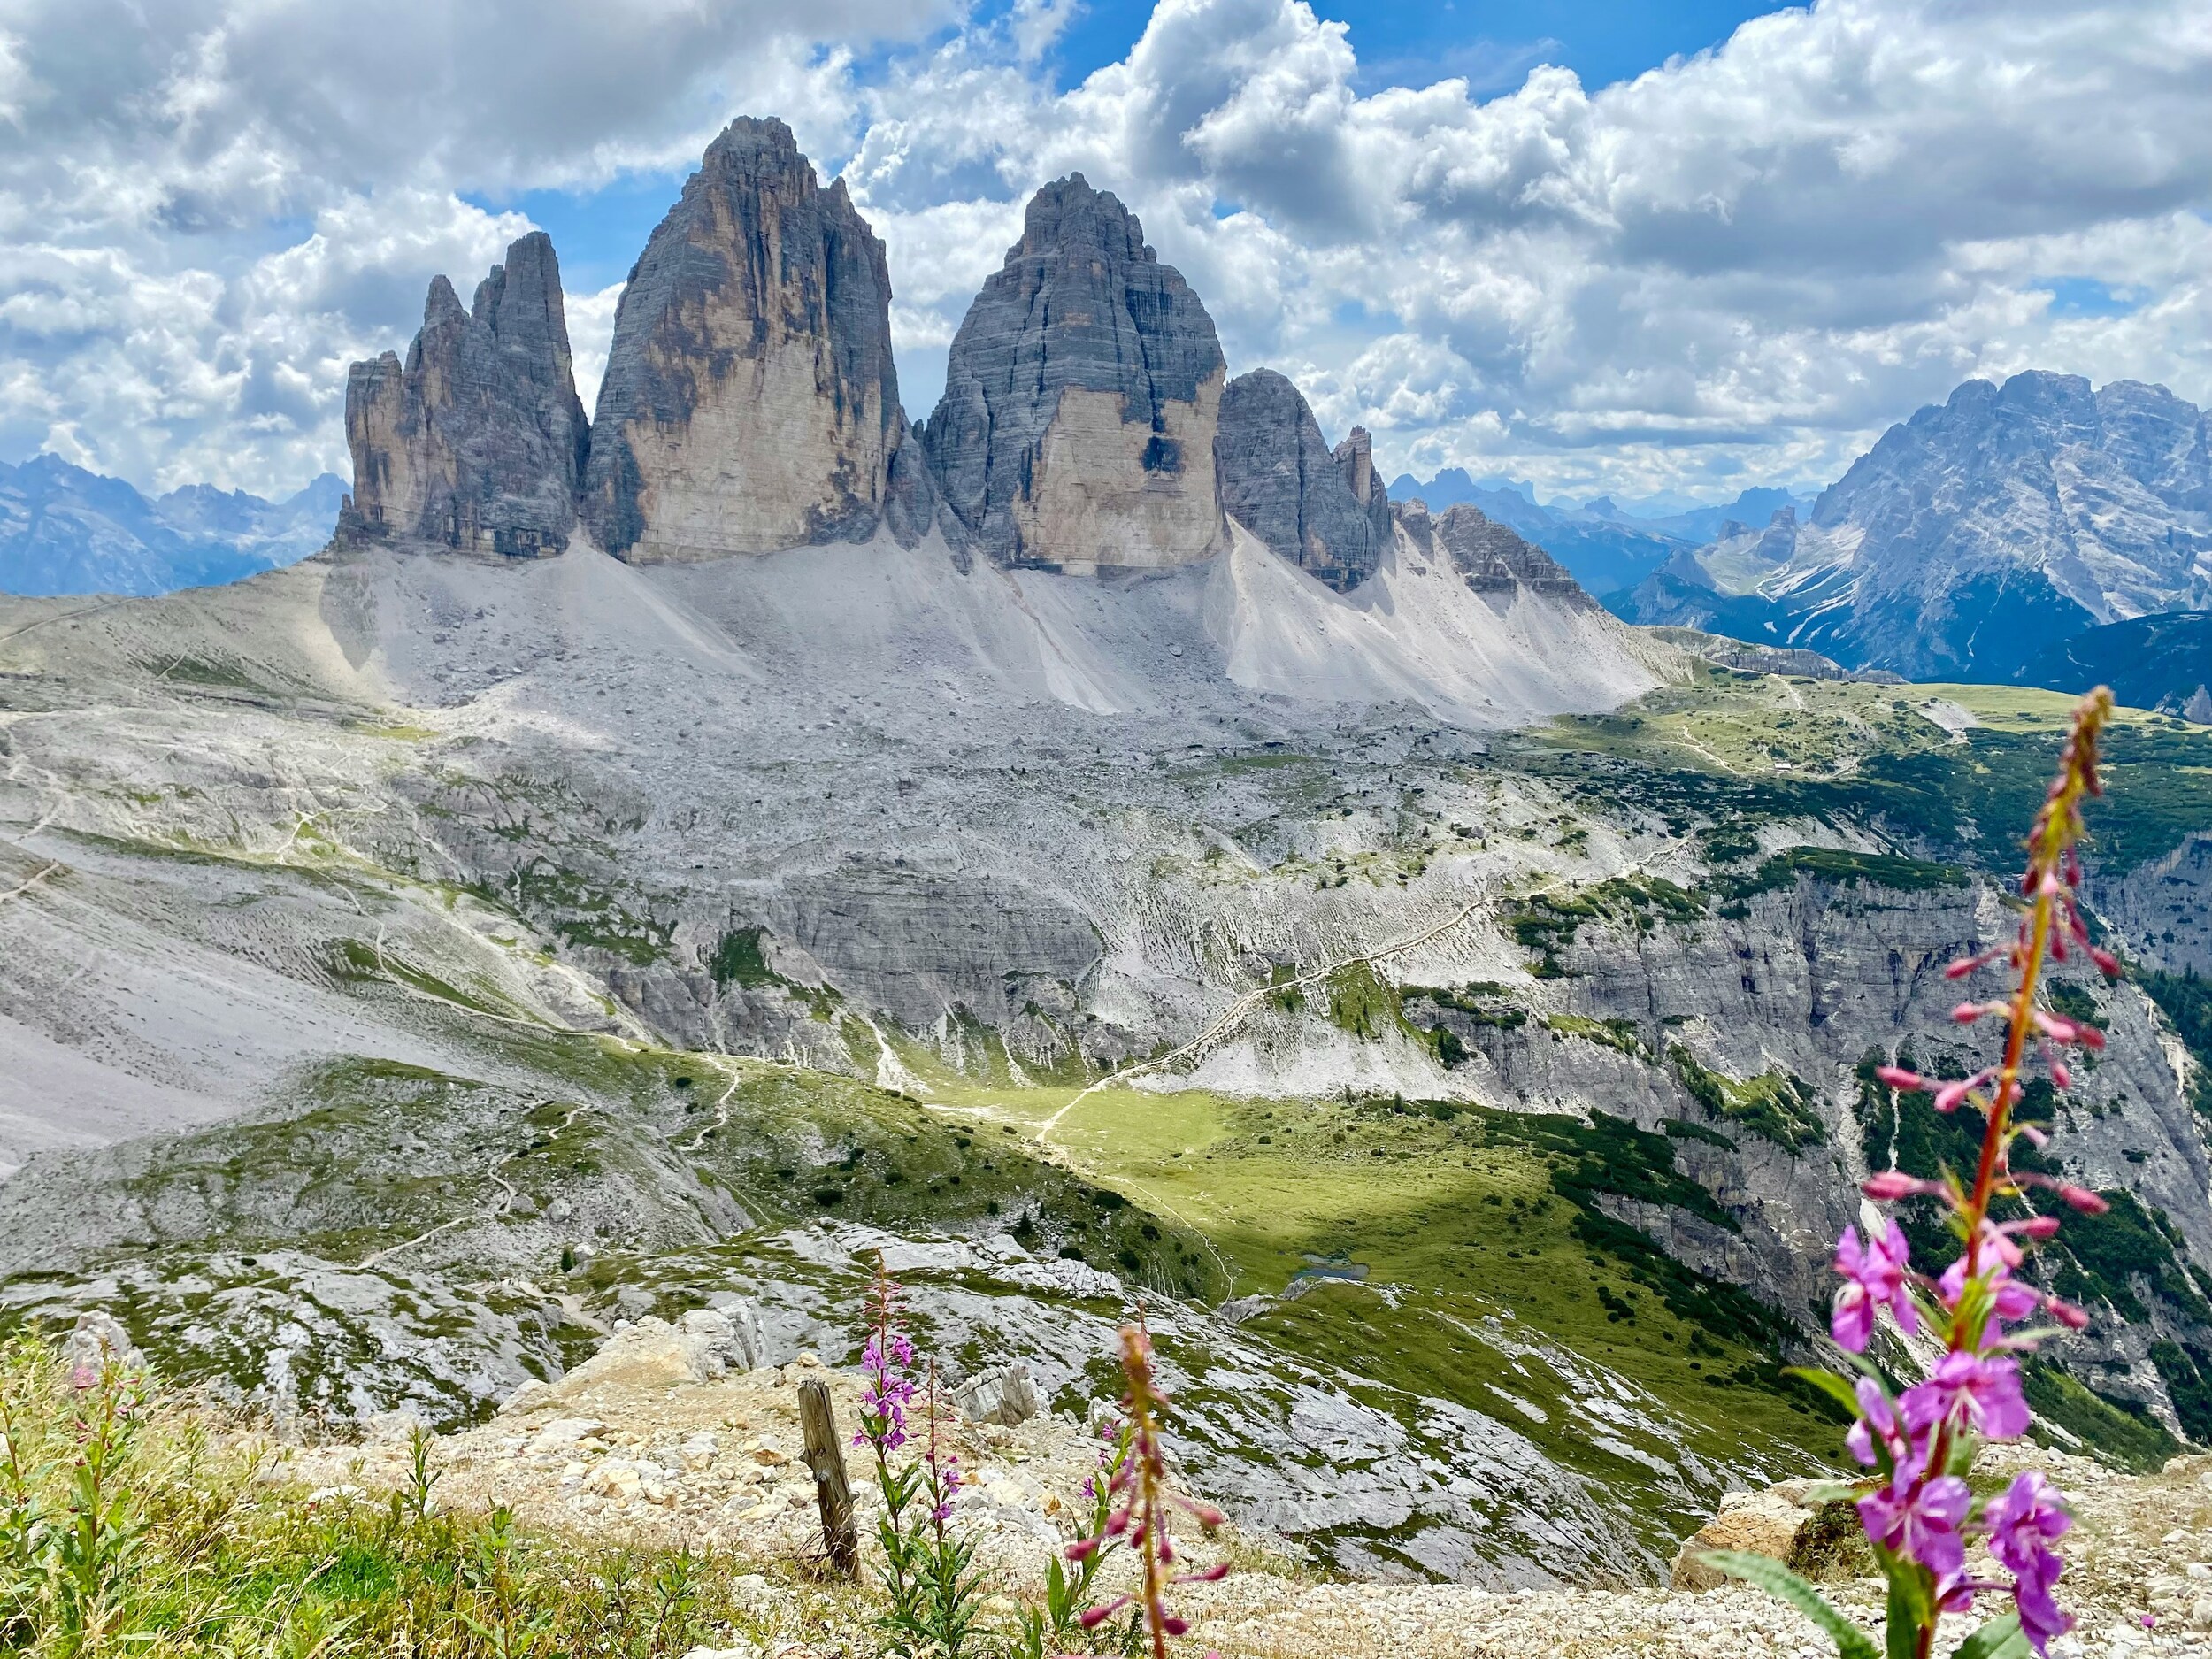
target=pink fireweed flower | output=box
[1832,1222,1916,1352]
[1939,1258,2041,1348]
[1845,1376,1908,1470]
[2046,1296,2091,1331]
[1858,1471,1971,1585]
[1939,1257,2040,1324]
[1985,1472,2070,1574]
[1986,1474,2074,1655]
[1932,1072,1986,1112]
[1875,1065,1930,1091]
[2014,1568,2075,1656]
[1901,1350,2031,1440]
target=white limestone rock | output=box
[580,118,907,563]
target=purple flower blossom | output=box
[1986,1472,2069,1563]
[1901,1350,2031,1440]
[2012,1559,2074,1656]
[1857,1471,1971,1586]
[1845,1376,1907,1470]
[1832,1221,1917,1352]
[1985,1468,2072,1652]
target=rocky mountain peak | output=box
[1399,501,1594,608]
[1214,368,1388,591]
[921,174,1226,572]
[1333,426,1384,507]
[342,230,589,557]
[1613,368,2212,680]
[580,116,916,562]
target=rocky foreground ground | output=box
[266,1313,2200,1659]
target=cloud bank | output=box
[4,0,2208,505]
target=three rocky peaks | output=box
[343,116,1555,596]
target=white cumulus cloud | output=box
[3,0,2209,507]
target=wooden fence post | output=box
[797,1378,859,1578]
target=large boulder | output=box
[1668,1481,1821,1590]
[955,1362,1041,1427]
[342,231,588,557]
[534,1308,763,1402]
[1215,368,1388,591]
[581,117,912,562]
[921,174,1226,572]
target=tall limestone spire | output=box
[580,117,919,561]
[1214,368,1390,592]
[921,175,1227,572]
[342,231,588,557]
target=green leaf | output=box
[1950,1613,2028,1659]
[1885,1563,1929,1659]
[1786,1367,1868,1417]
[1697,1552,1882,1659]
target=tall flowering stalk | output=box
[856,1255,926,1641]
[1706,687,2118,1659]
[1011,1410,1138,1659]
[1064,1317,1225,1659]
[855,1260,986,1659]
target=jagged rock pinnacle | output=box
[342,231,588,557]
[580,116,918,562]
[1215,368,1390,592]
[922,174,1226,572]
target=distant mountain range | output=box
[0,456,345,597]
[1385,469,1816,595]
[1606,372,2212,689]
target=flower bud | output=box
[2058,1185,2109,1216]
[2089,947,2121,979]
[1863,1171,1922,1200]
[1951,1001,1990,1024]
[2018,1214,2062,1240]
[1874,1066,1927,1091]
[2046,1297,2091,1330]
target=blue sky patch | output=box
[2039,277,2143,319]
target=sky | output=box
[4,0,2209,511]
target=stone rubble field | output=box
[268,1310,2202,1659]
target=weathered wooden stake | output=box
[798,1377,859,1578]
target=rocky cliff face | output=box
[922,175,1226,572]
[580,118,909,562]
[1396,500,1594,608]
[1215,369,1388,592]
[1609,373,2212,680]
[342,232,589,557]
